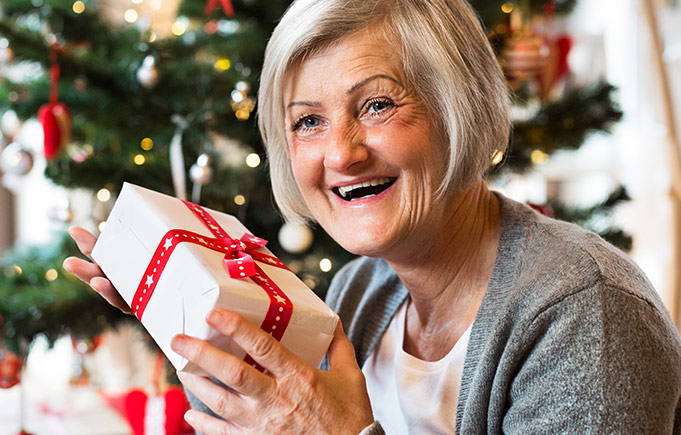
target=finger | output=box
[91,277,132,314]
[171,334,274,398]
[68,227,98,261]
[205,309,305,378]
[327,321,360,372]
[62,256,104,284]
[183,409,242,435]
[177,372,251,426]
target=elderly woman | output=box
[65,0,681,433]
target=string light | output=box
[491,150,504,165]
[171,20,187,36]
[72,1,85,14]
[234,195,246,206]
[45,269,58,281]
[530,150,549,165]
[245,153,261,168]
[141,137,154,150]
[98,221,107,232]
[319,258,332,272]
[134,154,146,165]
[235,109,250,121]
[214,58,231,72]
[501,2,514,13]
[148,32,157,43]
[97,188,111,202]
[131,0,143,4]
[124,9,138,23]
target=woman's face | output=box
[283,29,448,258]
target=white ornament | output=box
[0,38,13,64]
[0,110,21,137]
[0,142,34,175]
[137,55,159,88]
[278,222,314,254]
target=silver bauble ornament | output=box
[1,142,34,175]
[136,55,159,88]
[278,221,314,254]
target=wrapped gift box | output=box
[92,182,338,374]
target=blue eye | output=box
[293,115,321,131]
[303,117,320,128]
[369,100,392,112]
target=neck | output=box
[386,178,502,336]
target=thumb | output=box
[327,320,359,372]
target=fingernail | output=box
[171,334,188,351]
[184,410,195,424]
[207,309,222,324]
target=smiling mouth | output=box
[333,177,397,201]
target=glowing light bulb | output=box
[141,137,154,150]
[319,258,332,272]
[245,153,261,168]
[97,188,111,202]
[214,58,231,72]
[501,2,514,13]
[72,1,85,14]
[13,265,22,276]
[235,109,250,121]
[124,9,138,23]
[530,150,549,165]
[45,269,58,281]
[171,20,186,36]
[134,154,146,165]
[234,195,246,205]
[98,221,107,232]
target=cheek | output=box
[289,141,325,193]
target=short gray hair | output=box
[258,0,510,223]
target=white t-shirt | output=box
[362,301,472,435]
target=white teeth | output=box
[337,177,393,198]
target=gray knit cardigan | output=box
[325,194,681,434]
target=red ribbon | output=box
[132,199,292,372]
[204,0,234,17]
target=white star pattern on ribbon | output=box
[249,237,260,244]
[274,294,286,304]
[145,274,154,287]
[163,238,173,250]
[265,257,279,265]
[198,237,206,244]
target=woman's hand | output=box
[62,227,132,314]
[172,309,375,435]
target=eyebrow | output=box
[285,74,401,109]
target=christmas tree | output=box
[0,0,627,352]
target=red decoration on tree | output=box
[537,35,572,100]
[0,347,22,389]
[204,0,234,17]
[38,46,71,160]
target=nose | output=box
[323,121,369,172]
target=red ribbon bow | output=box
[220,234,268,278]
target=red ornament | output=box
[537,35,573,100]
[38,48,72,160]
[204,0,234,17]
[0,348,22,389]
[101,387,191,435]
